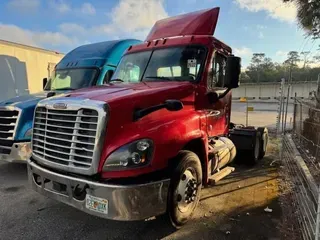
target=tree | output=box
[243,52,319,83]
[284,51,300,68]
[246,54,279,82]
[261,57,275,71]
[239,72,251,83]
[301,51,311,68]
[284,51,301,82]
[283,0,320,39]
[248,53,265,82]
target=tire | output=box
[257,127,268,159]
[247,131,262,165]
[167,150,202,228]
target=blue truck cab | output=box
[0,39,141,163]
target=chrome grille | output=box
[33,106,99,169]
[0,108,20,155]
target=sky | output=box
[0,0,319,67]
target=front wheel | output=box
[167,151,202,228]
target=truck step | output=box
[208,167,235,185]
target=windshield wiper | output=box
[109,78,124,83]
[51,87,76,91]
[144,76,172,81]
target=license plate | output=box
[85,194,108,214]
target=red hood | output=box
[67,81,194,104]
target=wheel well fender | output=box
[168,137,209,184]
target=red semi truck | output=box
[27,8,268,227]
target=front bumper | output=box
[0,142,31,163]
[28,160,170,221]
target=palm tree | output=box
[284,0,320,39]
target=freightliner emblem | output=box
[53,102,67,110]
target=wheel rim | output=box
[254,136,260,159]
[175,168,198,213]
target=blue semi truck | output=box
[0,39,141,162]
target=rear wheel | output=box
[257,127,268,159]
[167,151,202,228]
[248,131,262,165]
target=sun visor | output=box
[145,7,220,42]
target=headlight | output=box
[103,139,153,171]
[24,128,33,138]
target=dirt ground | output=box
[163,138,288,240]
[0,138,300,240]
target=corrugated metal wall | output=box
[0,40,64,101]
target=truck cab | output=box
[0,39,141,163]
[28,8,268,227]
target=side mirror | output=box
[224,56,241,89]
[103,69,114,84]
[164,100,183,111]
[43,78,48,90]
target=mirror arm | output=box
[217,88,231,99]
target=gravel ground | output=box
[0,138,300,240]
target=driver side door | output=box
[205,52,230,137]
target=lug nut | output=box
[177,194,182,202]
[181,174,186,181]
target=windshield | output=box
[111,46,206,83]
[44,68,98,91]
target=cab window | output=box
[207,52,226,89]
[157,66,181,77]
[115,64,141,82]
[111,51,151,83]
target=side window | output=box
[188,64,201,76]
[207,52,226,89]
[102,68,115,84]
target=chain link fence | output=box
[280,85,320,239]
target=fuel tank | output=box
[208,137,236,172]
